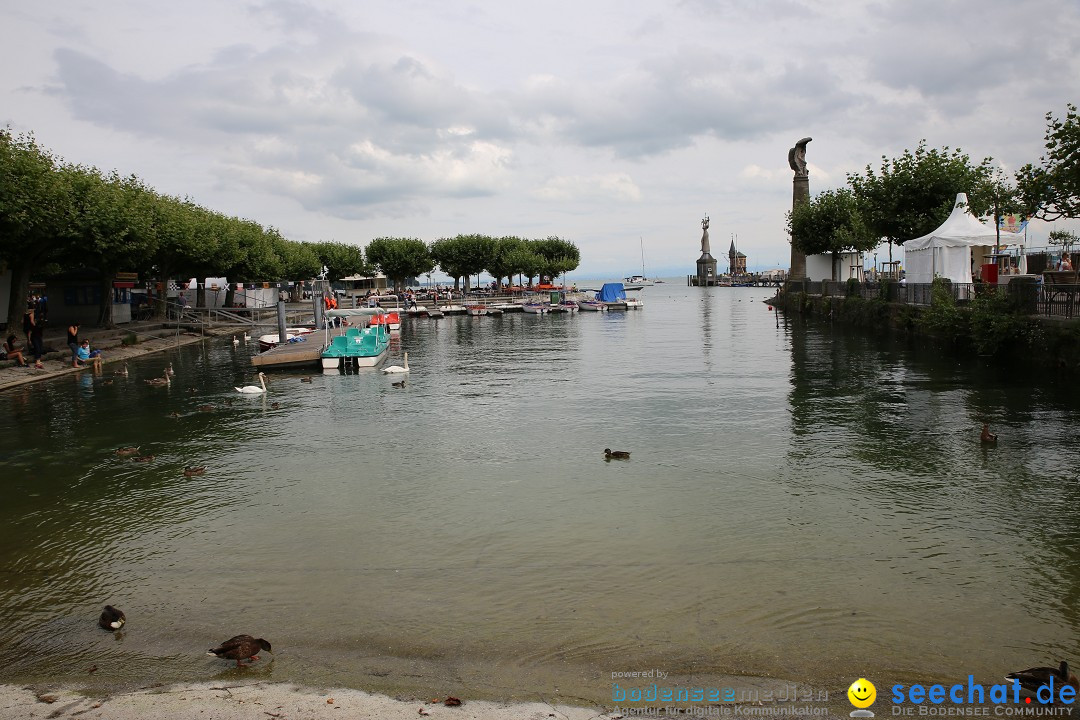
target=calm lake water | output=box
[2,283,1079,703]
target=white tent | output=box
[904,193,1002,284]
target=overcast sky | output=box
[2,0,1078,279]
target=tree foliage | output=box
[847,141,998,249]
[1016,104,1080,221]
[530,236,580,281]
[365,237,433,291]
[311,241,368,282]
[788,189,876,281]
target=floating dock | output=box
[251,327,342,370]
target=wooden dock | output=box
[251,327,341,370]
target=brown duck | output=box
[1006,661,1078,699]
[115,447,140,457]
[207,635,273,667]
[98,605,126,630]
[183,466,205,476]
[604,448,630,460]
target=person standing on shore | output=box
[22,305,34,347]
[29,321,44,369]
[67,322,80,368]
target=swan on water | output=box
[382,352,410,374]
[235,372,267,394]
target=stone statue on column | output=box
[701,215,711,255]
[789,137,812,280]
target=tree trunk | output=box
[97,270,116,328]
[153,265,171,319]
[6,260,33,332]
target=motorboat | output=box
[258,327,317,351]
[596,282,628,311]
[321,325,390,370]
[522,302,550,314]
[551,299,578,313]
[577,299,606,312]
[465,304,489,316]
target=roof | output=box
[905,194,1001,251]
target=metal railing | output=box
[789,279,1080,318]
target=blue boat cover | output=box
[596,283,627,302]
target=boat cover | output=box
[596,283,627,302]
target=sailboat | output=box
[624,237,656,287]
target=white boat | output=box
[465,304,489,316]
[258,327,317,351]
[522,302,550,314]
[577,299,606,312]
[623,274,654,287]
[625,295,645,310]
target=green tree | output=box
[485,236,527,289]
[0,129,71,330]
[530,236,580,283]
[312,241,368,282]
[365,237,433,291]
[430,234,495,291]
[847,141,997,263]
[282,241,324,281]
[788,189,877,281]
[65,168,158,327]
[1016,104,1080,221]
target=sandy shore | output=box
[0,682,620,719]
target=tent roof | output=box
[905,193,1000,251]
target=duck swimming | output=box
[207,634,273,667]
[981,424,998,445]
[604,448,631,459]
[391,378,406,388]
[183,466,205,476]
[1006,661,1079,697]
[115,446,140,457]
[98,605,126,630]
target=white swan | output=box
[235,372,267,394]
[232,336,240,345]
[382,352,410,374]
[243,331,251,341]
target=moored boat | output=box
[320,325,390,370]
[522,302,550,314]
[577,299,606,311]
[258,327,317,351]
[465,304,489,316]
[369,311,401,330]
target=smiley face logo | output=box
[848,678,876,709]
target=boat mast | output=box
[640,237,646,278]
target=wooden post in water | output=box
[312,292,324,329]
[277,300,288,349]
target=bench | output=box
[1041,271,1079,317]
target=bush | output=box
[969,287,1029,355]
[122,333,138,346]
[918,278,968,340]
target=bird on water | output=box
[1006,661,1078,698]
[207,635,273,667]
[98,605,126,630]
[981,424,997,445]
[604,448,630,459]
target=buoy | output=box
[767,305,773,311]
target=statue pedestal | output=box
[695,253,717,286]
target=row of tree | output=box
[789,104,1080,278]
[362,234,581,295]
[0,128,579,329]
